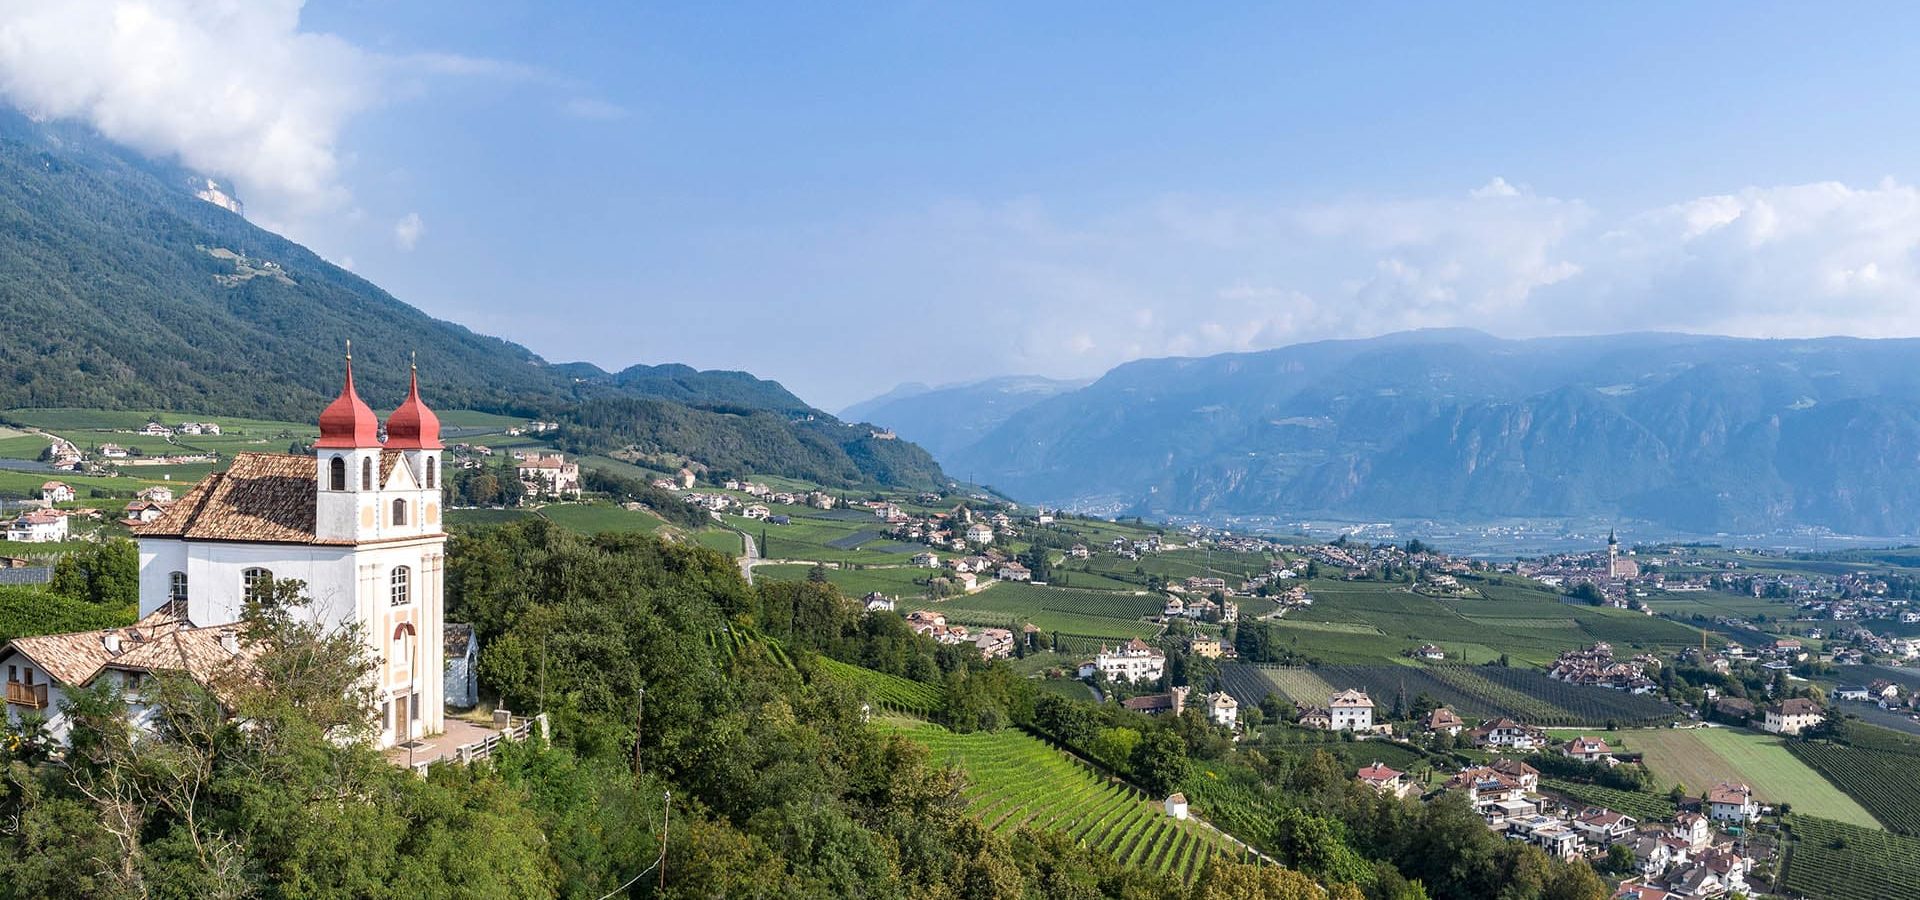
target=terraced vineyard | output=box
[711,628,795,668]
[1788,725,1920,835]
[890,719,1244,881]
[812,655,944,715]
[1540,779,1676,821]
[1779,815,1920,900]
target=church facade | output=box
[4,353,447,750]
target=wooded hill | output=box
[0,109,943,489]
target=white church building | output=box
[3,353,448,750]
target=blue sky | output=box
[9,3,1920,407]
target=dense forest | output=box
[1,522,1610,898]
[557,397,947,489]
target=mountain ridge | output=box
[0,108,945,489]
[928,330,1920,534]
[839,374,1091,460]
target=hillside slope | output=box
[0,110,944,489]
[942,330,1920,534]
[841,375,1089,460]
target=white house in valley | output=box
[1328,688,1374,731]
[3,353,450,751]
[7,509,68,543]
[1706,782,1759,823]
[1762,698,1824,735]
[1080,638,1166,683]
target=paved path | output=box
[735,530,759,584]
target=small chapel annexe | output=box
[2,351,449,751]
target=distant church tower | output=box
[1607,528,1620,578]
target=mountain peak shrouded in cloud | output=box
[0,0,371,220]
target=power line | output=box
[592,790,671,900]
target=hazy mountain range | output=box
[851,329,1920,535]
[0,109,942,489]
[840,375,1089,461]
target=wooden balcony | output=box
[6,681,48,710]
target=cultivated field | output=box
[1779,815,1920,900]
[1279,576,1706,667]
[901,583,1165,644]
[889,718,1243,882]
[1540,779,1677,821]
[1220,662,1679,727]
[1787,724,1920,835]
[537,501,667,535]
[811,656,943,715]
[1605,728,1880,828]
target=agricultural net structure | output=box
[1217,663,1678,727]
[890,719,1249,882]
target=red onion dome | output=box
[384,363,442,449]
[315,350,380,448]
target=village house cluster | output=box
[901,610,1018,660]
[1549,642,1660,694]
[1350,725,1760,897]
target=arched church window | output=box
[390,566,411,606]
[361,457,374,490]
[425,457,436,489]
[392,499,408,526]
[328,456,346,491]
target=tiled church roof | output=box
[135,453,331,544]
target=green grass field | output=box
[753,563,932,598]
[889,718,1243,882]
[900,582,1165,643]
[0,433,52,459]
[536,501,668,535]
[1603,728,1881,827]
[694,529,744,555]
[1250,668,1340,707]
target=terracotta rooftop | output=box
[1330,688,1374,708]
[1357,762,1404,781]
[4,608,252,695]
[134,451,417,545]
[1706,782,1753,804]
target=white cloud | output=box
[561,97,629,121]
[393,212,425,251]
[835,178,1920,384]
[0,1,593,240]
[0,1,372,218]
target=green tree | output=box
[1128,730,1190,796]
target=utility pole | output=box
[632,686,647,777]
[658,790,672,892]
